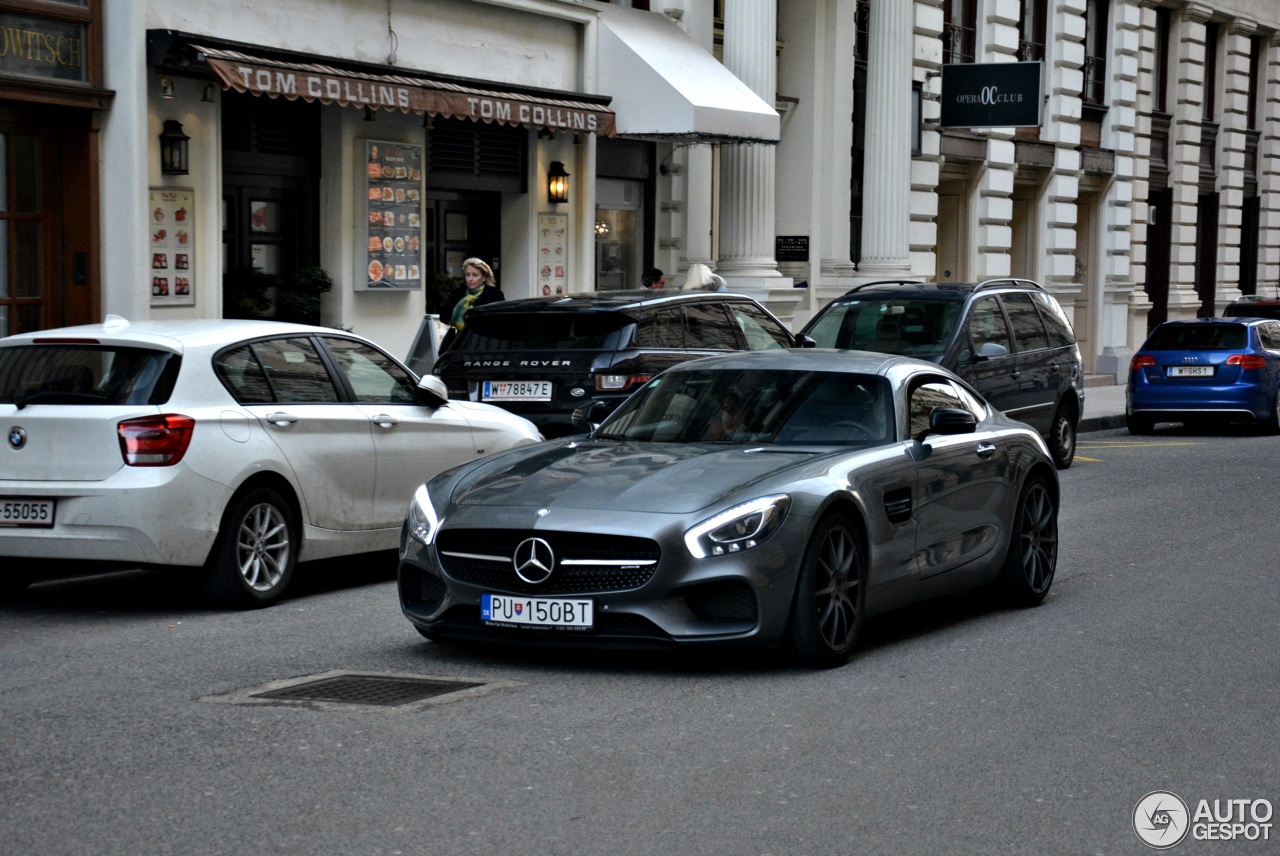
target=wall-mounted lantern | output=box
[159,120,190,175]
[547,161,570,204]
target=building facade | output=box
[6,0,1280,378]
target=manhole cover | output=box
[252,674,482,706]
[201,670,520,713]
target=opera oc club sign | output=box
[940,61,1042,129]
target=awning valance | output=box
[594,6,778,145]
[197,45,616,138]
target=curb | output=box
[1079,414,1127,433]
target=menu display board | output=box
[149,187,195,306]
[361,140,423,291]
[537,213,568,296]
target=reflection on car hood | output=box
[449,439,818,513]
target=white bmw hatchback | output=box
[0,316,542,606]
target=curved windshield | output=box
[806,298,962,358]
[596,368,894,447]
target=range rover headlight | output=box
[684,495,791,559]
[407,484,442,546]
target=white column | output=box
[1261,35,1280,290]
[857,0,914,277]
[717,0,784,284]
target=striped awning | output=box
[197,45,616,138]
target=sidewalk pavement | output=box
[1079,383,1127,433]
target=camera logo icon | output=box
[1134,791,1190,849]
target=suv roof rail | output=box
[974,277,1044,293]
[844,279,926,294]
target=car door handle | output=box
[1009,369,1021,379]
[1049,363,1061,373]
[371,414,399,429]
[266,411,298,426]
[976,442,996,459]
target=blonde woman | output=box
[440,258,504,349]
[680,262,728,293]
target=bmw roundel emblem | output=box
[7,427,25,450]
[513,537,555,585]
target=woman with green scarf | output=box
[440,258,504,350]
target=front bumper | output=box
[398,508,810,650]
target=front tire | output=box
[201,487,297,608]
[998,476,1058,606]
[1048,405,1076,469]
[788,513,866,667]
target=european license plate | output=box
[0,498,56,528]
[482,380,553,402]
[1168,365,1214,377]
[482,593,593,629]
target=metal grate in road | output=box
[201,670,519,714]
[251,673,482,707]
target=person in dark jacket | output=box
[440,258,503,350]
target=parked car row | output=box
[5,282,1077,665]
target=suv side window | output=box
[1031,291,1077,347]
[684,303,742,350]
[635,308,684,349]
[730,303,791,350]
[965,296,1013,358]
[1002,293,1051,353]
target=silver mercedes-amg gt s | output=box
[398,350,1059,666]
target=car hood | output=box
[449,439,820,514]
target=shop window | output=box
[595,178,643,291]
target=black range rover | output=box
[434,290,805,437]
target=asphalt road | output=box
[2,424,1277,855]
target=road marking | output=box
[1077,440,1203,449]
[1074,455,1103,462]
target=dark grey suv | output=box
[434,290,806,437]
[800,278,1084,468]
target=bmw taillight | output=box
[596,373,653,392]
[1227,354,1267,370]
[1130,355,1156,371]
[118,415,196,466]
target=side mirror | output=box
[914,406,977,442]
[416,374,451,407]
[975,341,1010,359]
[571,400,610,434]
[794,334,818,349]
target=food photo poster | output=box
[361,140,423,291]
[149,188,195,306]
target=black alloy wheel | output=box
[789,513,866,667]
[1049,406,1076,469]
[202,487,297,608]
[999,476,1058,606]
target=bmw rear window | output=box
[0,345,180,406]
[457,312,631,351]
[1144,324,1248,351]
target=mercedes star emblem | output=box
[513,537,555,584]
[8,427,25,450]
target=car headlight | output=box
[684,495,791,559]
[407,484,442,546]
